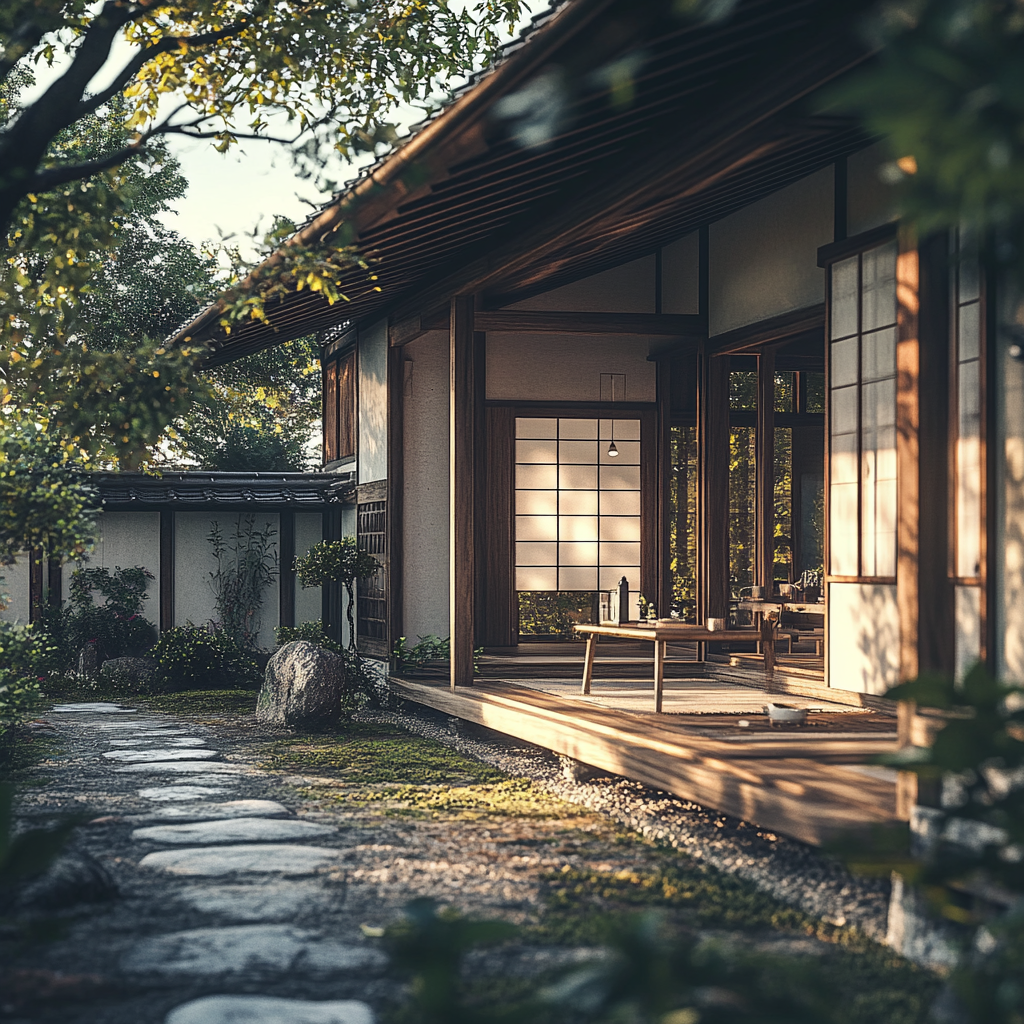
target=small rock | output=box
[257,641,347,731]
[16,851,118,910]
[77,642,100,680]
[165,995,374,1024]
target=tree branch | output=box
[0,15,46,88]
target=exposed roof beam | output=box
[707,304,825,355]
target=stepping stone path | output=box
[16,701,382,1023]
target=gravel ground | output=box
[361,700,893,940]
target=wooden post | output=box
[658,357,673,617]
[757,348,776,594]
[159,511,175,634]
[699,351,730,621]
[450,295,476,688]
[279,510,295,629]
[897,230,953,682]
[47,558,62,609]
[28,548,43,624]
[387,342,405,664]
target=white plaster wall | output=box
[847,141,898,237]
[827,582,900,695]
[486,334,656,403]
[709,166,833,337]
[0,555,31,625]
[661,232,700,315]
[506,255,656,313]
[955,585,982,681]
[294,512,323,626]
[998,282,1024,682]
[62,511,161,617]
[402,333,449,640]
[358,318,389,485]
[174,512,280,648]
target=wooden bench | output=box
[574,622,773,712]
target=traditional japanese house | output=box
[174,0,1023,844]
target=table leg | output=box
[581,634,597,695]
[761,620,776,689]
[654,639,665,713]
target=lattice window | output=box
[357,499,387,646]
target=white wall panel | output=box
[358,318,389,485]
[294,512,323,626]
[847,142,898,237]
[955,585,982,681]
[487,334,656,403]
[661,231,700,315]
[709,167,833,336]
[62,511,161,617]
[174,512,280,648]
[402,334,449,640]
[827,581,900,695]
[506,255,655,313]
[0,555,31,625]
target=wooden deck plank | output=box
[389,676,899,847]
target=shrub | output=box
[0,622,61,680]
[294,538,379,650]
[0,670,42,744]
[274,620,342,653]
[150,627,260,692]
[62,565,157,663]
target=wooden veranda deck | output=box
[388,674,901,848]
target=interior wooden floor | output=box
[388,671,901,848]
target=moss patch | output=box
[143,689,258,716]
[261,724,504,786]
[306,777,582,821]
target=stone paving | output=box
[0,700,639,1024]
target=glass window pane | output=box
[599,566,638,590]
[559,464,598,490]
[516,541,556,566]
[559,418,598,439]
[959,301,980,362]
[516,418,558,439]
[862,378,896,435]
[874,477,897,577]
[560,567,598,591]
[559,439,599,464]
[959,254,980,303]
[516,464,557,489]
[559,516,599,541]
[600,516,641,542]
[729,369,758,409]
[831,385,858,436]
[600,541,640,565]
[517,566,557,591]
[559,490,599,515]
[774,371,795,413]
[830,481,859,575]
[959,359,981,431]
[831,337,858,388]
[862,326,896,383]
[600,490,641,516]
[559,541,598,566]
[600,464,641,490]
[516,515,557,541]
[516,490,557,515]
[831,255,859,339]
[806,371,825,413]
[862,242,897,331]
[516,439,557,463]
[600,419,640,441]
[831,431,859,483]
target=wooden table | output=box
[736,600,825,616]
[574,623,771,712]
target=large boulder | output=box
[100,657,156,694]
[257,641,347,731]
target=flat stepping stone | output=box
[133,817,334,845]
[140,843,343,876]
[51,702,134,713]
[129,800,291,823]
[140,785,234,801]
[166,996,373,1024]
[103,748,219,763]
[122,924,385,978]
[109,736,207,747]
[176,880,327,922]
[115,761,243,775]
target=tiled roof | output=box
[94,472,354,509]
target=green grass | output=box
[142,689,259,716]
[261,723,505,786]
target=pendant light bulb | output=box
[608,440,619,457]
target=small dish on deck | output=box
[765,703,808,725]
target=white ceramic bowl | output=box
[765,703,807,725]
[706,617,726,632]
